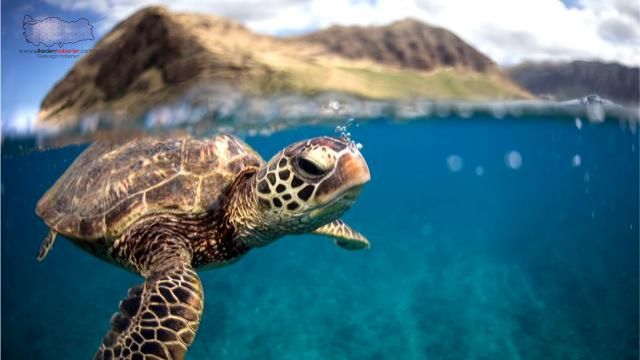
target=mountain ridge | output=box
[292,18,495,73]
[37,6,531,127]
[506,60,639,105]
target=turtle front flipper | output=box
[95,244,203,360]
[312,219,370,250]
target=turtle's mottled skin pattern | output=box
[35,134,371,360]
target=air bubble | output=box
[335,118,362,151]
[446,155,463,172]
[505,151,522,170]
[327,100,341,113]
[572,154,582,167]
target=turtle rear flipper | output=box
[37,231,57,261]
[312,219,370,250]
[95,244,203,360]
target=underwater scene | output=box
[3,113,638,359]
[2,1,640,359]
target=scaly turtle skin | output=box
[35,134,371,360]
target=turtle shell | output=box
[36,134,264,240]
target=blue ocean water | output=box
[2,116,638,359]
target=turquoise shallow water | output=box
[2,116,638,359]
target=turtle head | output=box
[252,136,370,236]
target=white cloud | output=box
[42,0,639,66]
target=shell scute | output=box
[78,215,105,238]
[182,138,220,175]
[145,174,199,212]
[105,193,145,235]
[198,173,227,211]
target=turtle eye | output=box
[295,157,326,177]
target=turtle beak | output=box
[339,149,371,189]
[313,148,370,206]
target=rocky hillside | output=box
[294,19,495,73]
[37,6,530,127]
[506,61,639,105]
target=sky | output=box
[1,0,639,134]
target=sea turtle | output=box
[35,134,371,360]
